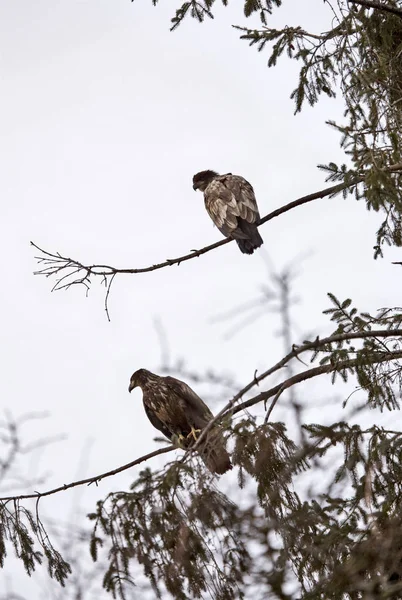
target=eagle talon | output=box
[187,427,201,442]
[172,433,187,448]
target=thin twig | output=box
[264,385,287,423]
[104,272,116,322]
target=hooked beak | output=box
[193,183,197,191]
[128,381,136,393]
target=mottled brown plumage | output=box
[192,170,263,254]
[128,368,232,475]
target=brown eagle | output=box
[192,170,263,254]
[128,368,232,475]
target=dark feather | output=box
[143,403,172,440]
[129,368,232,475]
[193,170,264,254]
[236,219,263,254]
[164,376,214,425]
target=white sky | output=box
[1,1,401,598]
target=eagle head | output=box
[128,368,149,393]
[192,170,219,192]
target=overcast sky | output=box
[1,1,400,598]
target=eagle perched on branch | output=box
[128,368,232,475]
[192,170,263,254]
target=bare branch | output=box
[0,411,64,490]
[231,350,402,417]
[31,163,402,319]
[30,178,364,295]
[0,445,174,503]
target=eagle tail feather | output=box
[199,429,232,475]
[235,221,263,255]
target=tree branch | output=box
[30,179,361,291]
[231,350,402,417]
[0,445,174,503]
[31,163,402,320]
[2,332,401,501]
[348,0,402,19]
[189,329,402,452]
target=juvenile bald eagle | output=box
[128,368,232,475]
[192,170,263,254]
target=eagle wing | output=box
[143,402,173,441]
[163,376,214,429]
[141,380,190,439]
[163,376,232,475]
[204,174,260,239]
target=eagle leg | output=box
[172,433,187,448]
[187,427,201,441]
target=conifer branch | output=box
[348,0,402,19]
[189,328,402,452]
